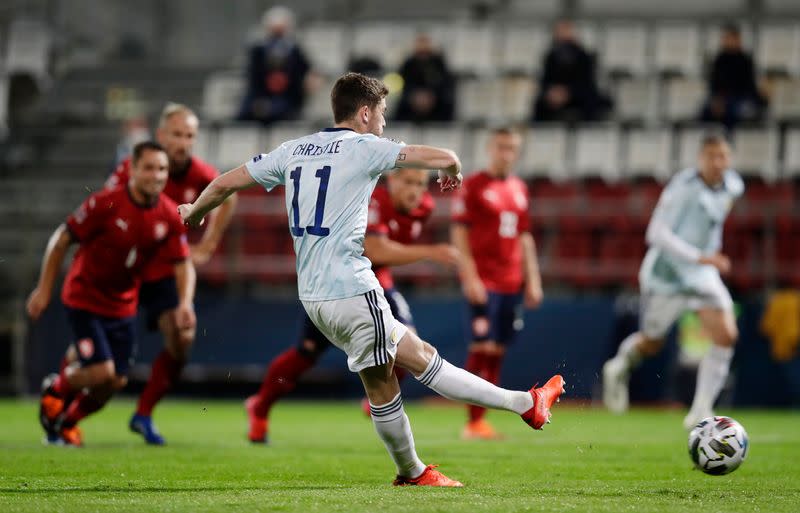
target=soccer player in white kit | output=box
[602,133,743,429]
[178,73,565,487]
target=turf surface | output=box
[1,399,798,512]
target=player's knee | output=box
[715,325,738,347]
[65,344,77,363]
[173,328,195,356]
[112,375,128,390]
[92,361,117,388]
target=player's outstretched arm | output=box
[173,259,197,330]
[396,145,461,177]
[520,232,543,308]
[364,234,459,267]
[26,224,73,321]
[180,165,255,228]
[646,219,731,274]
[451,224,487,305]
[191,192,238,266]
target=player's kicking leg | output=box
[130,278,194,445]
[682,307,737,429]
[246,316,329,443]
[41,308,134,446]
[602,293,681,414]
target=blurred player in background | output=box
[245,167,460,443]
[178,73,564,486]
[451,127,544,440]
[105,103,237,444]
[603,133,743,429]
[26,142,194,446]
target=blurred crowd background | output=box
[1,0,800,408]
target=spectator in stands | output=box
[532,19,610,123]
[701,24,766,129]
[238,6,310,125]
[394,33,455,123]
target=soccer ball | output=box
[688,416,749,475]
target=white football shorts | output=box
[302,288,408,372]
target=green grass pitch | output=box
[1,399,798,512]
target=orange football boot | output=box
[245,395,268,443]
[520,375,566,430]
[60,425,83,447]
[393,465,463,487]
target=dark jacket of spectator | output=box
[701,28,766,129]
[395,35,455,123]
[533,40,609,122]
[238,37,310,124]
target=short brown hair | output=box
[490,126,521,138]
[330,72,388,123]
[132,141,166,164]
[700,131,730,150]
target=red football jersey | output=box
[106,156,218,280]
[62,185,190,318]
[451,171,530,293]
[367,186,435,290]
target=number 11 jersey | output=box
[245,127,404,301]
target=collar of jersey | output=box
[321,127,355,132]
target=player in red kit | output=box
[245,167,459,443]
[26,142,194,446]
[451,127,544,440]
[106,103,237,444]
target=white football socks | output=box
[415,351,533,414]
[369,393,427,479]
[612,332,645,374]
[690,344,734,414]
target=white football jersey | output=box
[639,168,744,295]
[245,128,403,301]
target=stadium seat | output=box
[303,75,337,123]
[782,127,800,179]
[578,0,746,17]
[765,0,800,14]
[623,128,674,182]
[499,77,536,124]
[506,0,561,17]
[216,124,262,170]
[466,127,493,172]
[613,78,658,124]
[383,123,420,148]
[600,23,648,77]
[352,23,416,71]
[0,76,8,140]
[756,24,800,76]
[5,18,51,88]
[455,78,498,123]
[193,128,216,165]
[265,123,314,152]
[771,78,800,121]
[663,78,706,123]
[448,24,496,77]
[421,125,465,162]
[653,23,701,77]
[520,125,568,181]
[732,128,780,182]
[202,71,245,122]
[499,26,549,76]
[300,23,347,75]
[573,126,622,182]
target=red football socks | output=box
[253,347,316,419]
[62,392,106,427]
[51,368,73,398]
[136,350,184,417]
